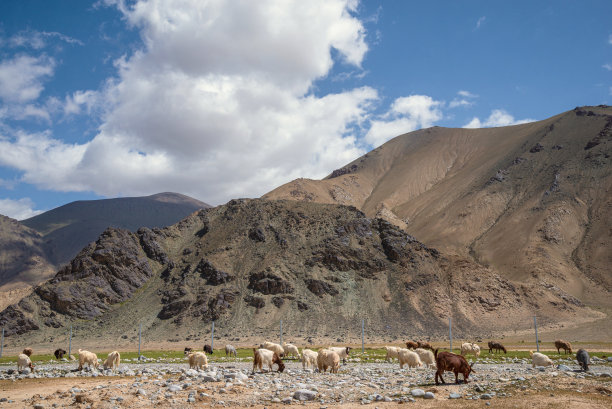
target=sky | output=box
[0,0,611,219]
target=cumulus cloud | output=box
[463,109,534,128]
[0,55,55,103]
[0,197,43,220]
[364,95,443,147]
[0,0,378,204]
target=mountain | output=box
[0,199,599,346]
[264,106,612,312]
[0,193,210,308]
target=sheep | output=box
[317,349,340,373]
[260,341,285,358]
[252,348,285,373]
[225,344,237,358]
[203,344,213,354]
[188,352,209,370]
[54,348,67,359]
[17,353,34,372]
[77,349,99,371]
[417,341,434,351]
[415,347,436,368]
[103,351,120,371]
[384,346,400,362]
[327,346,351,364]
[554,339,572,354]
[398,348,423,369]
[283,343,300,360]
[184,347,193,355]
[22,347,33,357]
[576,349,589,372]
[460,342,481,357]
[405,341,418,350]
[487,341,507,354]
[434,349,473,385]
[301,349,318,370]
[529,351,554,368]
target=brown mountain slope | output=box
[264,106,612,309]
[0,199,600,347]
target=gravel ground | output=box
[1,356,611,408]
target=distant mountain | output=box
[0,192,210,307]
[264,106,612,311]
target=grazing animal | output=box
[460,342,481,357]
[22,348,33,357]
[554,339,572,354]
[415,347,436,368]
[398,348,423,369]
[188,352,208,370]
[283,343,300,360]
[405,341,418,350]
[17,353,34,372]
[417,341,434,351]
[327,346,351,364]
[54,348,67,359]
[384,346,400,362]
[487,341,507,354]
[529,351,554,368]
[317,349,340,373]
[434,349,473,385]
[252,348,285,373]
[260,341,285,358]
[184,347,193,355]
[77,349,99,371]
[103,351,121,371]
[301,349,318,369]
[225,344,237,358]
[203,344,213,354]
[576,349,589,372]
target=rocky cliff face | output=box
[0,199,597,343]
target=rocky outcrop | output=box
[248,271,294,295]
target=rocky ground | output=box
[1,356,611,408]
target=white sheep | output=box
[530,351,554,368]
[460,343,481,357]
[17,353,34,372]
[103,351,120,371]
[283,343,301,360]
[188,352,209,370]
[301,349,318,369]
[384,346,400,362]
[260,341,285,358]
[414,348,435,368]
[327,346,351,364]
[225,344,237,358]
[77,349,99,371]
[398,348,423,369]
[317,349,340,373]
[252,348,285,373]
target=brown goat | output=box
[434,349,474,385]
[488,341,507,354]
[203,344,213,354]
[184,347,193,355]
[54,348,67,359]
[417,341,434,351]
[405,341,418,350]
[554,339,572,354]
[252,348,285,373]
[22,348,33,357]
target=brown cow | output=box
[405,341,418,350]
[554,339,572,354]
[434,349,474,385]
[417,341,434,351]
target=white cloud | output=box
[0,55,55,103]
[0,198,43,220]
[476,16,486,29]
[63,90,100,116]
[449,89,478,108]
[604,64,612,71]
[0,0,378,204]
[464,109,534,128]
[458,90,477,98]
[609,34,612,45]
[364,95,443,147]
[6,30,83,49]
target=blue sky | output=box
[0,0,610,219]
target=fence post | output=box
[68,325,72,357]
[533,316,539,352]
[0,327,4,358]
[138,323,142,359]
[279,319,283,345]
[211,321,215,351]
[361,319,365,354]
[449,317,453,351]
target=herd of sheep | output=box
[11,337,592,385]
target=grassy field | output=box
[0,346,610,366]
